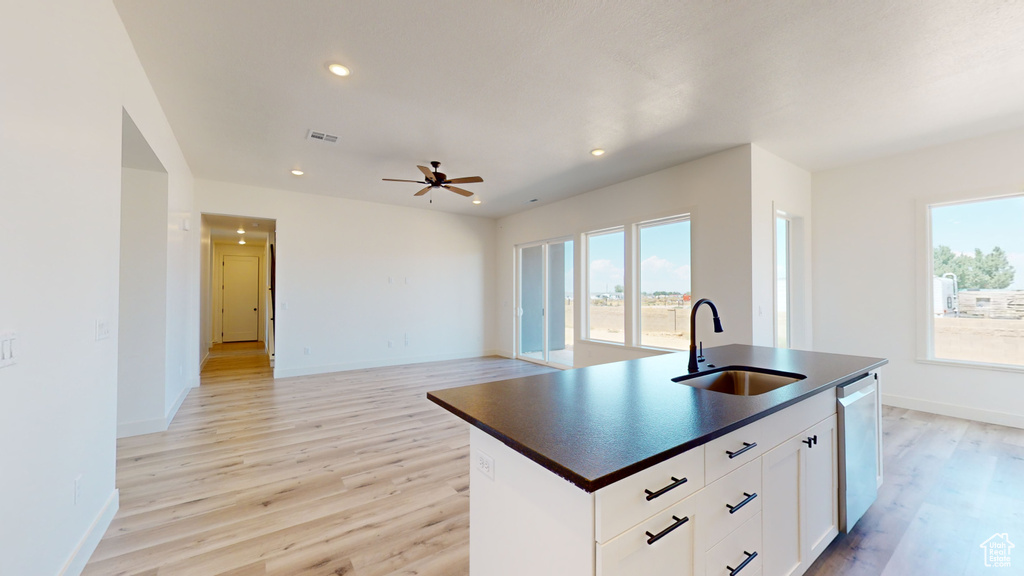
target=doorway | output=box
[517,238,574,368]
[222,255,260,342]
[200,214,277,371]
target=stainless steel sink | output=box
[672,366,806,395]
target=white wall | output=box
[495,146,756,367]
[197,180,497,377]
[0,1,196,573]
[813,126,1024,428]
[118,167,169,437]
[751,146,813,349]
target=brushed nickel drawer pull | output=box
[644,476,688,501]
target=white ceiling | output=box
[113,0,1024,218]
[203,214,274,246]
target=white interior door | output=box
[223,255,259,342]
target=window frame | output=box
[774,211,792,349]
[918,191,1024,373]
[583,226,627,345]
[582,212,693,351]
[636,214,693,351]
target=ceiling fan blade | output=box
[446,176,483,184]
[444,185,475,197]
[417,165,437,182]
[414,186,432,196]
[382,178,426,183]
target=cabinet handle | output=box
[726,492,758,514]
[644,476,688,501]
[645,515,689,545]
[726,442,757,459]
[727,551,758,575]
[802,434,819,448]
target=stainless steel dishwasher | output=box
[837,372,879,532]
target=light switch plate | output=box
[0,331,15,368]
[95,320,110,341]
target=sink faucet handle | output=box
[697,341,705,362]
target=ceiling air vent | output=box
[306,130,338,144]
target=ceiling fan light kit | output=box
[382,161,484,203]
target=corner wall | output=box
[197,179,497,377]
[0,1,196,573]
[751,146,813,349]
[117,167,169,437]
[495,146,755,367]
[813,126,1024,427]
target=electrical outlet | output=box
[404,332,409,346]
[303,347,311,355]
[0,331,15,368]
[475,450,495,480]
[74,475,82,505]
[388,340,393,348]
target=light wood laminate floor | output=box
[85,344,1024,575]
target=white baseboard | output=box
[165,382,192,426]
[487,349,513,359]
[200,349,210,370]
[117,416,165,438]
[274,350,500,379]
[60,489,119,576]
[117,384,193,438]
[883,393,1024,430]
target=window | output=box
[583,213,692,349]
[587,229,625,343]
[928,195,1024,368]
[638,217,691,350]
[775,214,790,348]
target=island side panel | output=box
[470,427,595,576]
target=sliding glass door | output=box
[517,239,574,368]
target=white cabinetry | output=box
[598,495,697,576]
[468,386,847,576]
[761,414,838,576]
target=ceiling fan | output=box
[382,161,483,199]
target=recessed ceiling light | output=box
[238,238,246,245]
[590,148,606,157]
[291,169,304,176]
[236,228,245,234]
[327,63,350,77]
[472,199,482,205]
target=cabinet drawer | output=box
[706,512,762,576]
[706,420,764,484]
[758,388,836,451]
[699,459,761,548]
[597,495,697,576]
[595,446,704,543]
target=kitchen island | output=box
[428,344,887,576]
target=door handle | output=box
[253,308,257,311]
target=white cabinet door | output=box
[761,415,838,576]
[762,434,803,576]
[803,415,838,561]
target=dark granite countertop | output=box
[427,344,887,492]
